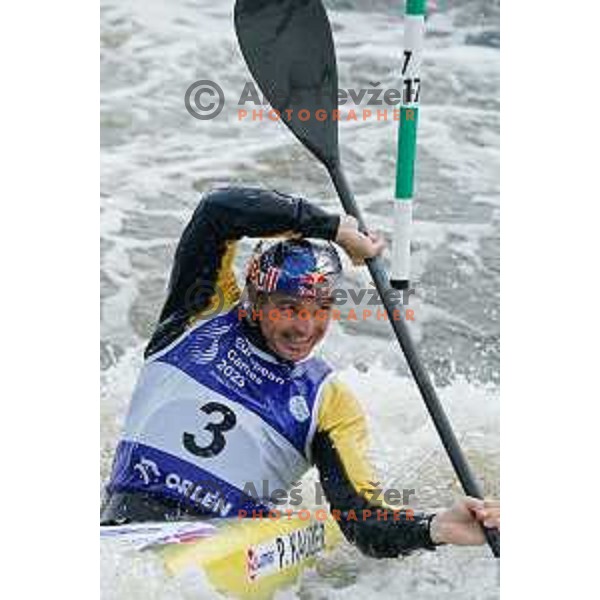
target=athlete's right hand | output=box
[335,215,385,265]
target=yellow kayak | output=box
[101,514,343,599]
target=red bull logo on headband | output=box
[247,259,281,292]
[246,239,342,298]
[299,272,327,286]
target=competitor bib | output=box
[106,309,333,517]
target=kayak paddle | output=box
[234,0,499,558]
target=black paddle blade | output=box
[234,0,339,166]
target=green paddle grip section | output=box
[395,106,419,199]
[406,0,426,16]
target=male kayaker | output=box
[101,186,500,556]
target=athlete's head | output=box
[245,239,342,361]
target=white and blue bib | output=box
[107,309,333,517]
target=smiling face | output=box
[257,293,333,362]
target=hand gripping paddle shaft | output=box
[234,0,499,558]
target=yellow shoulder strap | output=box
[317,379,387,507]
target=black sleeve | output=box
[311,430,438,558]
[145,186,340,357]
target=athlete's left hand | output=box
[430,497,500,546]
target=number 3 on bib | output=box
[183,401,237,458]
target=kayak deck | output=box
[101,515,343,599]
